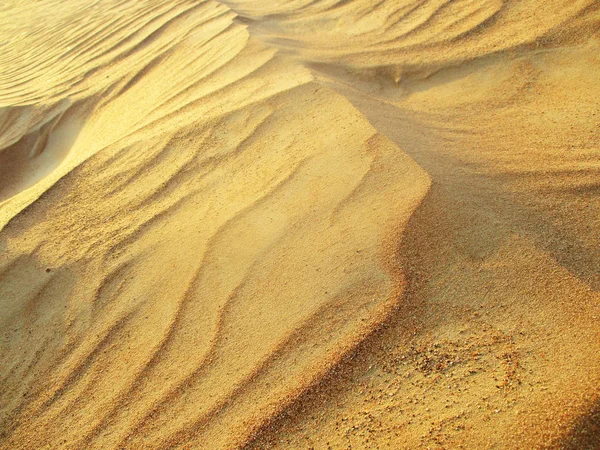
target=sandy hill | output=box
[0,0,599,449]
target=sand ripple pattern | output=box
[0,1,429,448]
[1,0,599,449]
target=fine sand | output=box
[0,1,599,449]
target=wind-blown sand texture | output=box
[0,0,599,449]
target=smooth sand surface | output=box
[0,1,599,449]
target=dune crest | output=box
[1,0,599,449]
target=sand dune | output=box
[0,0,599,449]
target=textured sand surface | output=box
[0,1,599,449]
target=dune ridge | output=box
[1,0,599,448]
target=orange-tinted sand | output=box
[0,1,599,449]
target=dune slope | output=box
[1,0,599,449]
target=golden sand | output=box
[0,1,599,448]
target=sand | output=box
[0,0,599,449]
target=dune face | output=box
[0,1,599,449]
